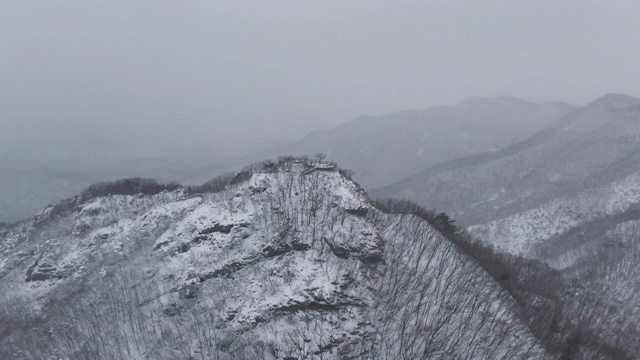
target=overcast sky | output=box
[2,0,640,140]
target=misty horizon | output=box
[2,1,640,143]
[4,2,640,359]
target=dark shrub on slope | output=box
[372,197,632,359]
[80,178,181,200]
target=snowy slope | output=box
[469,170,640,257]
[373,93,640,226]
[0,159,545,359]
[539,215,640,358]
[366,94,640,359]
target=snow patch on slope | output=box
[470,170,640,256]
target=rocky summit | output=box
[0,158,543,359]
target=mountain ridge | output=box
[0,158,545,359]
[368,94,640,358]
[187,96,575,189]
[371,93,640,226]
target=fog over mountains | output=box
[373,93,640,226]
[370,93,640,358]
[0,96,574,223]
[0,132,290,223]
[3,1,640,359]
[273,96,575,188]
[3,93,640,359]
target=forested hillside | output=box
[0,158,543,359]
[374,93,640,226]
[372,93,640,359]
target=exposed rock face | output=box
[0,160,545,359]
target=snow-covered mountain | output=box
[0,159,544,359]
[373,93,640,358]
[187,97,574,188]
[374,93,640,227]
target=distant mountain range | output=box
[373,93,640,227]
[0,96,574,223]
[188,96,575,188]
[0,135,290,223]
[372,93,640,357]
[281,96,574,188]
